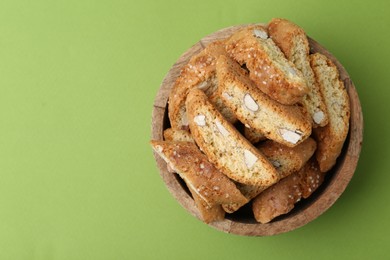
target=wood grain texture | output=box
[150,24,363,236]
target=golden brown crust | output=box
[216,54,312,147]
[225,25,308,105]
[310,53,350,172]
[268,18,329,127]
[150,140,248,207]
[252,159,325,223]
[186,88,279,186]
[168,40,235,130]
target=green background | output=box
[0,0,388,259]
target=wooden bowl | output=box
[151,24,363,236]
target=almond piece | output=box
[215,120,229,137]
[181,113,189,128]
[286,66,298,76]
[194,114,206,126]
[270,159,282,169]
[253,29,268,39]
[244,149,258,169]
[243,93,259,112]
[313,110,325,124]
[155,145,163,153]
[196,81,210,91]
[222,92,233,100]
[279,128,302,145]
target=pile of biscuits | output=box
[151,18,350,224]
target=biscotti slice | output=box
[168,40,236,130]
[163,128,194,143]
[186,88,279,187]
[252,159,325,223]
[188,186,225,224]
[268,18,329,127]
[310,53,350,172]
[225,25,308,105]
[216,54,312,147]
[222,137,316,213]
[150,140,248,207]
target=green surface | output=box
[0,0,388,259]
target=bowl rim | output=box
[151,23,363,236]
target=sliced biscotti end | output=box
[216,54,312,147]
[310,53,350,127]
[310,53,350,172]
[162,129,194,173]
[225,25,308,105]
[186,88,279,187]
[188,186,225,224]
[168,40,231,130]
[163,128,194,143]
[268,18,308,60]
[258,137,317,179]
[302,84,329,128]
[268,18,329,128]
[150,140,248,207]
